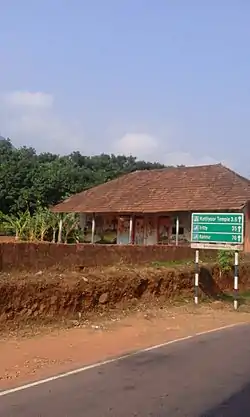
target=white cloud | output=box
[0,92,224,167]
[0,91,86,154]
[162,151,218,166]
[113,133,159,159]
[112,132,219,166]
[3,91,53,108]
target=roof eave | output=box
[51,204,247,214]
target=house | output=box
[52,164,250,251]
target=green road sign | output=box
[191,213,244,249]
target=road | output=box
[1,324,250,416]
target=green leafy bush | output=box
[217,250,234,273]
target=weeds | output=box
[217,250,234,273]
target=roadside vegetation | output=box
[0,136,169,243]
[0,137,166,217]
[0,208,81,243]
[217,250,234,274]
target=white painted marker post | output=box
[129,216,133,244]
[175,216,179,246]
[195,249,199,304]
[91,215,95,244]
[234,250,239,310]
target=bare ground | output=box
[0,302,250,390]
[1,263,250,332]
[1,264,250,391]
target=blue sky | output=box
[1,1,250,175]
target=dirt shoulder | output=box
[0,303,250,390]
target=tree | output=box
[0,137,169,216]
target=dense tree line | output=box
[0,137,166,215]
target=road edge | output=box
[0,322,246,398]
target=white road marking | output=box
[0,322,245,397]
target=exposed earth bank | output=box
[1,262,250,328]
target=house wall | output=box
[80,214,117,243]
[80,212,192,246]
[244,203,250,253]
[170,212,191,244]
[80,210,250,251]
[117,216,130,244]
[134,216,158,245]
[153,212,191,245]
[145,216,158,245]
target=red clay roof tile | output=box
[52,164,250,213]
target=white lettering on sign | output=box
[199,225,208,231]
[217,216,230,223]
[195,215,243,224]
[199,216,216,222]
[199,234,211,240]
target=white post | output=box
[58,218,63,243]
[129,216,133,244]
[176,216,179,246]
[91,214,95,244]
[234,251,239,310]
[195,249,199,305]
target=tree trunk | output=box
[52,228,56,243]
[58,219,63,243]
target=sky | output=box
[1,1,250,175]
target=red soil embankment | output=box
[0,263,249,327]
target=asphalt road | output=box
[1,324,250,416]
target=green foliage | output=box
[217,250,234,273]
[0,138,167,215]
[61,212,81,243]
[0,137,174,243]
[1,210,31,240]
[0,208,81,244]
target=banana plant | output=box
[0,208,81,243]
[1,210,31,240]
[34,207,52,241]
[26,214,38,241]
[48,211,61,243]
[61,212,80,243]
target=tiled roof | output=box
[52,164,250,213]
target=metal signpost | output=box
[191,213,244,310]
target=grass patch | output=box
[240,290,250,299]
[217,291,250,306]
[151,259,193,268]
